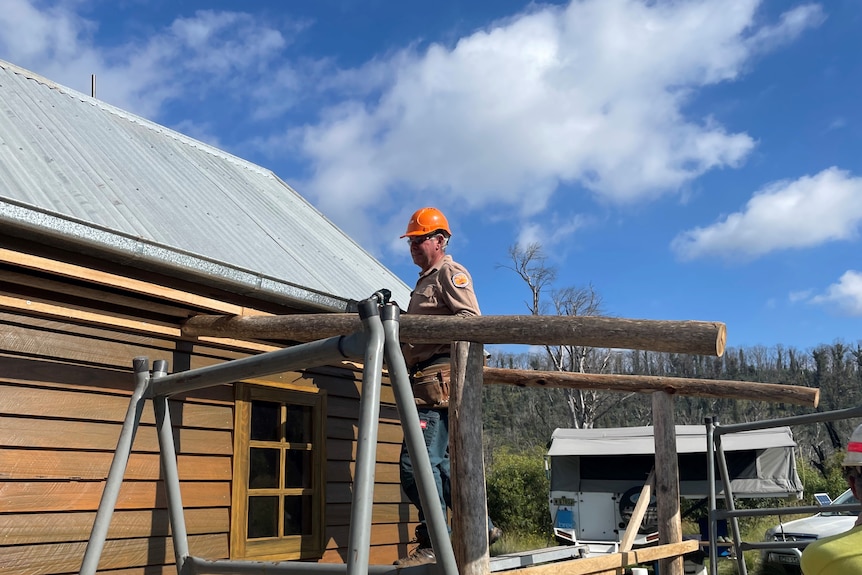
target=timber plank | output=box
[326,483,404,505]
[0,310,173,347]
[0,354,236,403]
[511,541,699,575]
[320,544,401,565]
[327,416,404,444]
[0,269,192,318]
[0,416,232,454]
[0,309,270,363]
[325,523,413,551]
[0,291,180,338]
[0,449,231,481]
[328,395,400,421]
[0,327,351,402]
[90,566,178,575]
[316,375,396,405]
[1,480,230,513]
[0,356,131,393]
[0,533,227,575]
[0,317,176,370]
[326,461,401,484]
[0,508,228,545]
[0,384,233,428]
[0,312,275,371]
[327,437,402,462]
[0,247,248,315]
[326,503,417,526]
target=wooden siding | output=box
[0,250,413,574]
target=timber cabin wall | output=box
[0,244,415,574]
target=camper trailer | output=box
[547,425,803,553]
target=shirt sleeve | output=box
[438,261,481,317]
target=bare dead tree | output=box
[498,243,637,429]
[497,243,556,316]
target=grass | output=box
[489,530,556,556]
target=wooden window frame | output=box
[230,380,327,560]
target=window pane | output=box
[248,496,279,539]
[285,405,312,443]
[284,494,313,535]
[284,450,311,488]
[249,448,280,489]
[251,401,281,441]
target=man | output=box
[394,207,501,567]
[800,423,862,574]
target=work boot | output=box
[393,543,436,567]
[489,526,503,546]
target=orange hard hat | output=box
[400,207,452,238]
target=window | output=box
[231,381,326,560]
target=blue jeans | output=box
[400,408,451,541]
[399,407,495,542]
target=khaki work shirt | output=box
[402,254,480,368]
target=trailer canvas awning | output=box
[548,425,804,498]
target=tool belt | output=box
[409,355,451,408]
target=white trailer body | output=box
[547,425,803,552]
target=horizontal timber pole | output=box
[183,314,727,356]
[483,367,819,407]
[513,540,699,575]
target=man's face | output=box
[408,233,442,271]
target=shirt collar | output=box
[418,254,451,278]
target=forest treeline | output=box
[483,341,862,473]
[484,243,861,475]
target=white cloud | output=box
[744,4,826,53]
[788,290,812,303]
[0,0,825,247]
[291,0,822,240]
[0,2,306,119]
[810,271,862,316]
[517,213,591,249]
[671,167,862,260]
[0,0,95,63]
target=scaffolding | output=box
[80,287,852,575]
[705,405,862,575]
[79,292,458,575]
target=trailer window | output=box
[231,382,326,560]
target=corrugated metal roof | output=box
[0,59,410,311]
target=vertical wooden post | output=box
[652,391,683,575]
[450,341,490,575]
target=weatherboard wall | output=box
[0,246,414,574]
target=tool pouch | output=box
[411,364,451,408]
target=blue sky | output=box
[2,0,860,351]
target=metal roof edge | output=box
[0,199,348,312]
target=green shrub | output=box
[486,446,552,536]
[797,452,849,501]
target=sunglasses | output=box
[406,234,439,246]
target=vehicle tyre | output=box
[618,486,658,534]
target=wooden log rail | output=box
[180,312,816,575]
[182,314,727,356]
[483,367,820,407]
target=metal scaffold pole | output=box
[80,291,455,575]
[381,303,459,575]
